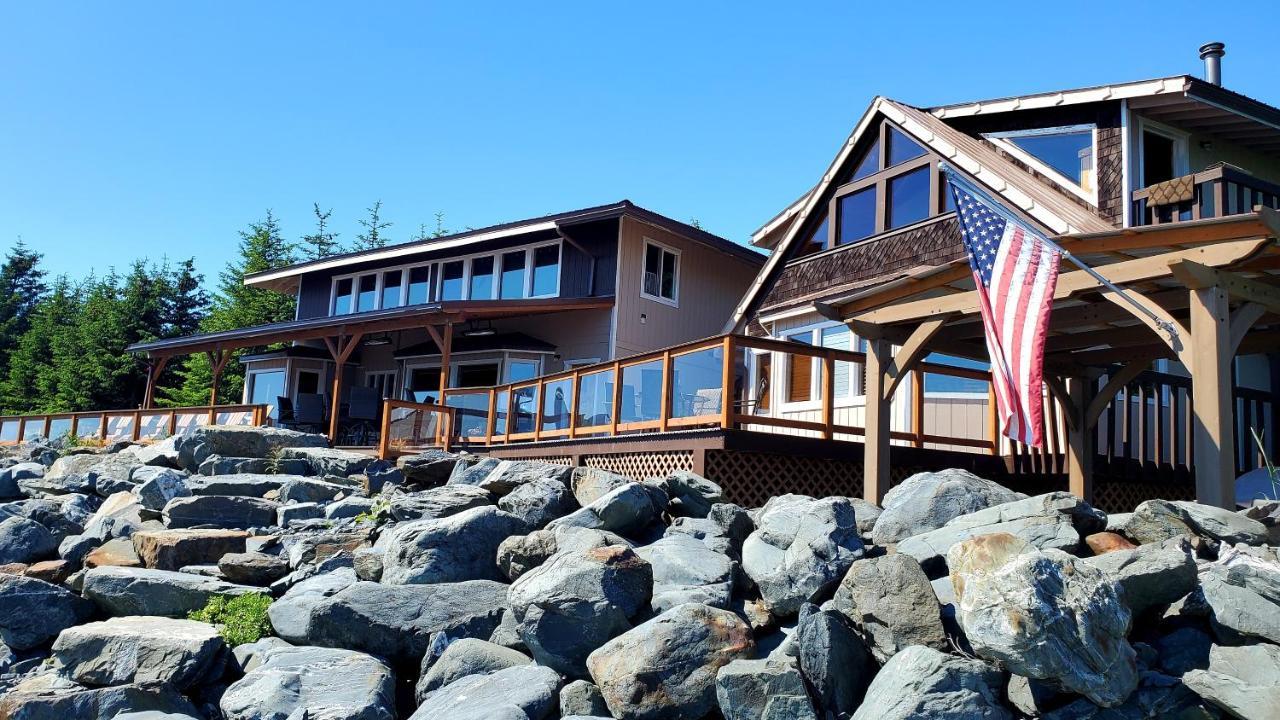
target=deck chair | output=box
[294,393,327,434]
[343,386,381,445]
[275,396,298,430]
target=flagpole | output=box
[939,163,1180,342]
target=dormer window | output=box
[984,125,1096,203]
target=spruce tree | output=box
[0,239,49,380]
[166,258,209,337]
[301,203,342,259]
[354,200,391,250]
[1,276,78,413]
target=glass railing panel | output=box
[511,386,538,434]
[541,378,573,431]
[492,390,510,436]
[47,418,73,440]
[75,417,101,440]
[446,391,491,440]
[619,360,663,424]
[105,414,134,441]
[575,369,614,428]
[671,347,725,419]
[139,414,168,440]
[0,420,18,443]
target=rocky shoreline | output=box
[1,425,1278,719]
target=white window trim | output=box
[984,124,1098,206]
[362,369,397,399]
[639,238,681,307]
[504,357,542,384]
[775,321,864,412]
[1133,117,1190,188]
[291,366,325,402]
[328,239,562,316]
[245,367,288,407]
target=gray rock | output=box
[570,466,633,507]
[1198,545,1280,644]
[278,446,384,477]
[948,533,1138,707]
[717,656,816,720]
[220,645,396,720]
[1006,674,1070,717]
[560,679,611,718]
[381,505,528,584]
[409,663,561,720]
[649,470,723,518]
[417,638,531,699]
[85,536,142,568]
[266,568,358,641]
[871,468,1024,545]
[230,636,293,672]
[174,425,327,470]
[162,495,279,529]
[398,449,473,487]
[450,458,574,497]
[547,481,666,537]
[636,533,735,611]
[0,462,44,499]
[1151,626,1212,676]
[0,674,202,719]
[278,476,348,504]
[131,434,182,468]
[115,713,202,720]
[326,496,375,519]
[80,491,146,541]
[496,526,630,581]
[1041,670,1218,720]
[131,467,190,511]
[587,603,755,720]
[0,574,95,650]
[197,454,312,476]
[184,473,293,497]
[52,616,225,689]
[741,494,864,616]
[1124,500,1198,544]
[28,454,101,495]
[831,553,947,662]
[59,533,101,565]
[352,547,384,581]
[796,607,874,718]
[277,501,324,525]
[1173,500,1270,545]
[131,528,248,571]
[509,544,652,676]
[849,498,882,535]
[388,484,492,521]
[667,502,754,559]
[0,515,57,564]
[219,551,289,585]
[1183,643,1280,720]
[1083,540,1197,615]
[82,566,259,617]
[850,645,1010,720]
[498,477,578,528]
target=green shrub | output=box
[188,593,273,647]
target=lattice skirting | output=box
[703,450,867,510]
[582,451,693,481]
[1094,478,1195,513]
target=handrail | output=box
[377,399,455,457]
[0,403,269,446]
[1132,164,1280,226]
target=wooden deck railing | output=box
[0,404,268,446]
[1132,164,1280,226]
[376,399,456,458]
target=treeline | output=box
[0,201,451,415]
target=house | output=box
[126,200,763,443]
[729,42,1280,508]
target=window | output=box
[785,331,814,403]
[407,266,432,305]
[837,188,877,245]
[365,370,396,399]
[1142,131,1176,186]
[505,359,539,383]
[406,367,442,403]
[381,271,403,309]
[886,126,925,167]
[356,275,377,313]
[774,322,864,408]
[333,278,354,315]
[642,240,679,304]
[851,139,880,181]
[985,125,1096,200]
[248,370,286,420]
[295,369,321,397]
[470,256,495,300]
[531,244,559,297]
[500,251,527,300]
[797,213,829,257]
[820,325,855,397]
[751,351,771,412]
[887,166,931,230]
[439,261,465,301]
[456,363,500,388]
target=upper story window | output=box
[828,121,944,247]
[641,239,680,306]
[985,125,1096,203]
[328,239,561,316]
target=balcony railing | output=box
[1132,163,1280,226]
[0,404,268,446]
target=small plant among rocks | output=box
[354,495,392,524]
[189,593,274,647]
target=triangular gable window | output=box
[886,126,925,167]
[851,139,880,182]
[984,125,1096,203]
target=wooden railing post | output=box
[377,400,393,459]
[986,381,999,456]
[131,410,142,441]
[485,388,497,445]
[658,350,673,432]
[911,368,925,447]
[721,336,735,430]
[821,353,835,440]
[533,381,545,441]
[16,418,25,444]
[69,415,80,441]
[568,371,582,439]
[610,362,623,437]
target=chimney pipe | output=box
[1199,42,1225,86]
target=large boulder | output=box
[27,454,101,495]
[278,446,382,477]
[831,553,947,662]
[219,551,290,586]
[266,568,358,641]
[0,674,202,719]
[0,462,44,498]
[649,470,723,518]
[850,645,1010,720]
[174,425,328,470]
[587,603,754,720]
[667,502,754,559]
[498,477,578,528]
[715,656,817,720]
[741,494,864,616]
[1183,643,1280,720]
[409,664,562,720]
[547,481,666,537]
[416,638,532,698]
[508,544,652,676]
[387,484,492,522]
[569,466,633,507]
[1083,540,1198,615]
[82,566,259,617]
[398,449,474,487]
[220,645,396,720]
[1198,545,1280,644]
[80,490,146,541]
[871,468,1023,545]
[497,525,630,581]
[1126,499,1269,545]
[198,455,313,476]
[450,458,574,497]
[948,533,1138,707]
[184,473,293,497]
[162,495,279,530]
[84,537,143,568]
[131,529,248,571]
[796,607,875,718]
[0,515,58,564]
[380,505,528,584]
[131,468,190,512]
[636,533,735,612]
[52,616,225,689]
[560,679,610,718]
[277,476,349,504]
[0,574,95,650]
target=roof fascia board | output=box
[930,76,1189,119]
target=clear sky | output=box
[3,1,1275,283]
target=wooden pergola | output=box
[825,208,1280,509]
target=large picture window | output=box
[641,240,680,305]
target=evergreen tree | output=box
[165,258,209,338]
[1,276,78,413]
[300,203,342,259]
[0,239,49,380]
[354,200,391,249]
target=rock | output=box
[352,547,383,581]
[1242,500,1280,544]
[162,495,279,529]
[560,679,611,718]
[498,477,577,528]
[741,494,864,616]
[84,536,143,568]
[278,446,383,477]
[198,455,313,476]
[52,616,225,689]
[831,553,947,662]
[1085,531,1136,555]
[667,502,754,559]
[1151,626,1212,676]
[184,473,292,497]
[1124,500,1199,545]
[871,468,1024,545]
[174,425,327,470]
[716,656,816,720]
[0,515,58,564]
[266,568,357,641]
[1007,674,1070,717]
[897,492,1100,573]
[325,496,375,519]
[509,544,652,676]
[220,645,396,720]
[28,454,100,495]
[398,449,472,487]
[131,529,248,571]
[82,566,259,617]
[0,574,94,650]
[0,462,44,498]
[1042,670,1219,719]
[548,481,666,537]
[409,663,561,720]
[650,470,723,518]
[0,674,202,719]
[388,484,492,521]
[450,458,574,498]
[570,466,633,507]
[850,645,1010,720]
[948,533,1138,707]
[115,713,202,720]
[1172,501,1270,545]
[277,501,324,525]
[80,490,146,540]
[1198,545,1280,644]
[275,579,509,663]
[381,505,528,584]
[1183,643,1280,720]
[636,533,735,611]
[587,603,754,720]
[131,435,182,468]
[496,526,629,581]
[796,607,874,718]
[1083,540,1197,615]
[132,468,190,511]
[58,533,100,565]
[230,635,292,672]
[280,529,371,568]
[417,638,532,699]
[278,476,348,504]
[219,551,289,585]
[24,558,72,584]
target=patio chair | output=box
[294,393,327,434]
[343,385,381,445]
[275,396,298,429]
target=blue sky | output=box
[3,2,1274,283]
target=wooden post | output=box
[377,402,393,460]
[911,368,925,447]
[610,362,623,436]
[863,335,892,505]
[324,332,365,444]
[722,336,736,430]
[658,350,673,432]
[142,355,169,409]
[568,371,582,438]
[1065,375,1095,502]
[821,353,835,440]
[205,349,231,425]
[1189,285,1235,508]
[485,388,498,444]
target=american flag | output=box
[949,175,1061,447]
